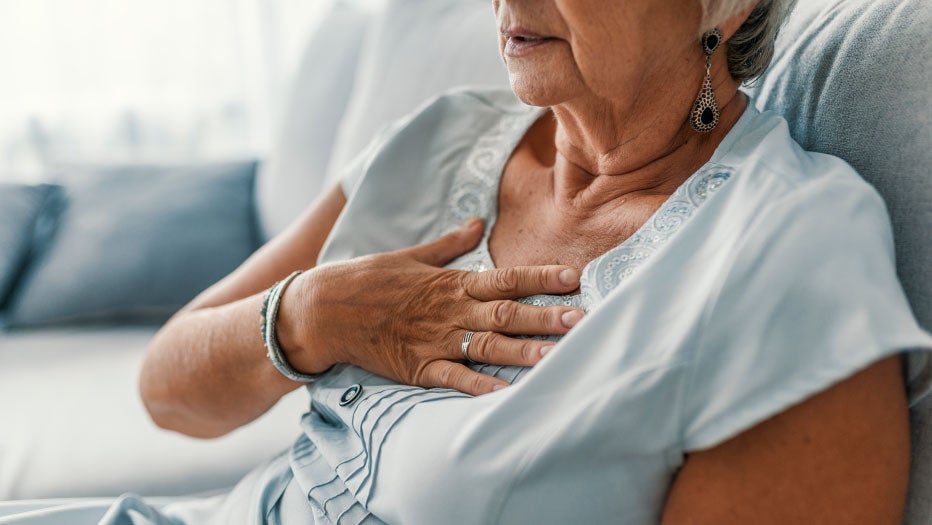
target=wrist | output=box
[275,270,337,375]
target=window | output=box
[0,0,327,181]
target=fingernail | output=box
[558,268,579,286]
[464,217,482,230]
[492,384,507,392]
[540,344,555,357]
[561,310,583,328]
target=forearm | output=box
[139,292,303,439]
[139,184,348,438]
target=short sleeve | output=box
[681,176,932,451]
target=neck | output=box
[545,75,747,211]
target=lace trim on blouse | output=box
[442,107,733,312]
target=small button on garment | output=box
[339,384,363,406]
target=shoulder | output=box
[379,87,534,158]
[709,107,900,305]
[717,106,891,246]
[728,105,873,193]
[679,110,932,451]
[338,87,532,194]
[324,87,537,261]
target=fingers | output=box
[404,218,485,267]
[463,331,554,367]
[464,265,580,301]
[420,360,509,396]
[465,299,584,335]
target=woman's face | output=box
[493,0,705,109]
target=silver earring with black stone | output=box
[689,28,722,133]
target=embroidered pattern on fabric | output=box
[584,167,731,302]
[442,111,534,273]
[442,108,733,310]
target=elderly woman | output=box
[5,0,932,523]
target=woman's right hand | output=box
[277,218,584,396]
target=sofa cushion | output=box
[5,161,259,327]
[0,184,59,310]
[0,326,307,498]
[255,0,372,240]
[323,0,510,188]
[747,0,932,522]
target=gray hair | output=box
[699,0,799,83]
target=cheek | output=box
[553,0,700,102]
[559,7,650,99]
[567,29,700,105]
[572,40,648,99]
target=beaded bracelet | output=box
[260,270,328,383]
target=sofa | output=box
[1,0,930,521]
[0,0,511,501]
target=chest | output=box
[488,163,669,270]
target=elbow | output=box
[141,396,190,436]
[138,341,175,430]
[139,381,229,440]
[138,367,190,436]
[138,340,231,440]
[153,410,235,439]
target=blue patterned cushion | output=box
[5,161,259,327]
[0,184,60,311]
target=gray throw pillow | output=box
[0,184,60,310]
[5,161,259,327]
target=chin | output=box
[507,69,574,108]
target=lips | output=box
[512,34,547,42]
[502,29,558,57]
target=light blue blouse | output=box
[3,88,930,525]
[311,88,932,524]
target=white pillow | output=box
[324,0,510,186]
[255,1,372,241]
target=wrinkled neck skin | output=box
[543,63,747,214]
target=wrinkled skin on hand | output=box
[278,218,584,396]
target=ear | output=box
[718,1,759,42]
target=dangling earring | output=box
[689,28,722,133]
